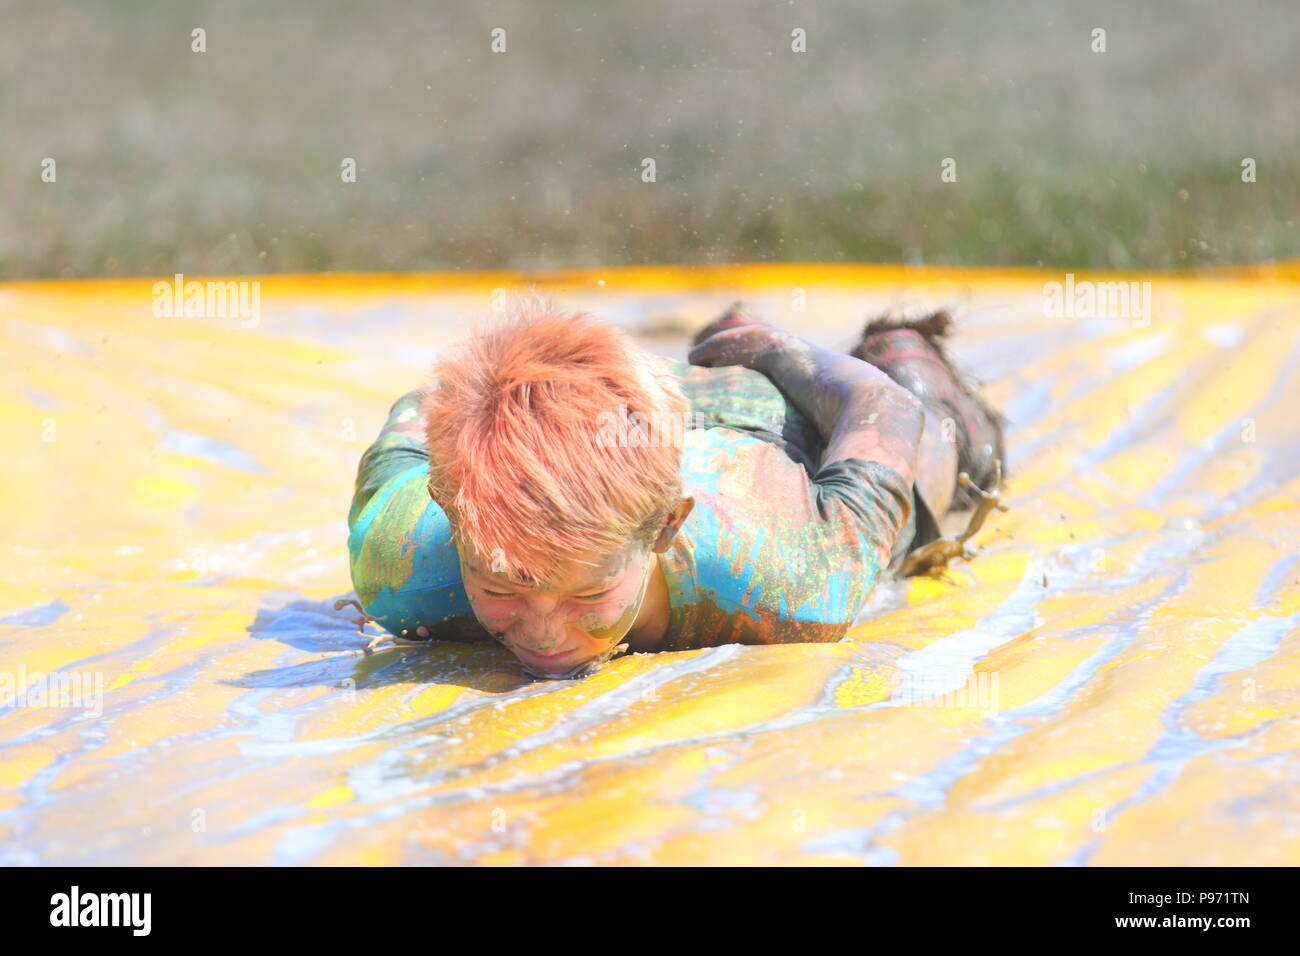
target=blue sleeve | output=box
[346,402,486,641]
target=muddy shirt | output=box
[346,359,935,649]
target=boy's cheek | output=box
[580,600,640,643]
[466,596,515,630]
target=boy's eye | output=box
[574,588,615,602]
[480,588,514,599]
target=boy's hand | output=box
[688,324,795,375]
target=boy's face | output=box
[458,540,655,678]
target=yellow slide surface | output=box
[1,263,1298,865]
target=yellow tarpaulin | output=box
[1,263,1297,865]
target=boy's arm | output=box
[348,387,432,529]
[688,326,925,485]
[690,326,925,619]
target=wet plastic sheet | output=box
[1,264,1297,865]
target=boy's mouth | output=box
[519,645,575,663]
[515,641,632,681]
[514,643,583,671]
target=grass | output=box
[1,0,1297,279]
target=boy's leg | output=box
[693,303,1006,575]
[850,310,1008,574]
[850,310,1005,512]
[695,304,1001,521]
[915,404,959,517]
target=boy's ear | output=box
[651,497,695,553]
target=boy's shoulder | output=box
[347,463,483,641]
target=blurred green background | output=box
[2,0,1296,279]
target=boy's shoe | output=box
[851,310,1006,508]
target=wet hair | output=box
[424,292,689,586]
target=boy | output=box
[346,296,1004,679]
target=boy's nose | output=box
[513,614,572,652]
